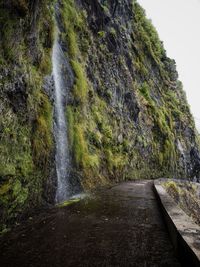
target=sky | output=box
[138,0,200,132]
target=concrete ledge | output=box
[154,180,200,267]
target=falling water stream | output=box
[52,26,73,203]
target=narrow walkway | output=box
[0,181,181,267]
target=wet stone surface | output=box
[0,181,181,267]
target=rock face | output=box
[0,0,56,232]
[0,0,200,230]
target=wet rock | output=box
[124,92,140,122]
[190,148,200,181]
[6,76,28,113]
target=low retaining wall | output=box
[154,180,200,267]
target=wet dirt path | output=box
[0,181,181,267]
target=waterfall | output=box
[52,27,73,203]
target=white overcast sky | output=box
[138,0,200,132]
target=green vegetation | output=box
[60,0,196,187]
[105,149,127,175]
[57,198,81,208]
[164,180,181,197]
[71,60,88,103]
[32,91,53,167]
[0,0,54,232]
[109,27,117,37]
[138,82,151,102]
[133,0,165,61]
[61,0,87,59]
[98,31,106,38]
[164,180,200,226]
[137,82,176,172]
[61,0,102,186]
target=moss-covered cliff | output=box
[0,0,200,232]
[0,0,55,232]
[63,0,200,184]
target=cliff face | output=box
[0,0,200,231]
[0,0,55,231]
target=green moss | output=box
[134,56,148,76]
[61,0,86,59]
[57,198,81,207]
[32,92,53,167]
[68,28,79,58]
[98,31,106,38]
[62,0,84,28]
[0,178,29,227]
[105,149,127,175]
[152,107,176,170]
[71,60,88,103]
[92,107,104,126]
[138,82,151,101]
[72,123,99,170]
[88,131,102,148]
[101,124,113,140]
[12,180,28,205]
[73,124,88,168]
[137,84,177,171]
[0,182,11,196]
[164,180,180,193]
[0,12,22,61]
[0,117,34,178]
[39,48,52,75]
[109,27,117,36]
[133,0,165,61]
[0,87,52,228]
